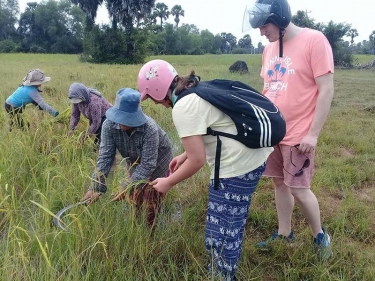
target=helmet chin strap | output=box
[279,28,285,57]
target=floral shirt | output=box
[69,93,112,134]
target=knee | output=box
[290,188,311,203]
[274,177,288,191]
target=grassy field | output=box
[0,53,374,281]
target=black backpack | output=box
[175,79,286,189]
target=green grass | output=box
[354,54,375,64]
[0,53,375,281]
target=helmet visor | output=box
[242,2,272,32]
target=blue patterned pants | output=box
[205,163,266,281]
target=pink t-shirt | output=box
[261,28,334,145]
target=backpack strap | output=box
[207,128,223,190]
[213,134,222,190]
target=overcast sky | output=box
[18,0,374,44]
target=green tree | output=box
[18,0,84,53]
[83,25,126,63]
[292,10,316,28]
[320,21,352,66]
[212,34,222,54]
[200,29,214,54]
[175,23,193,54]
[153,2,169,31]
[71,0,103,31]
[220,32,236,53]
[346,28,358,45]
[238,34,253,53]
[170,5,184,29]
[369,30,375,55]
[164,23,178,54]
[221,32,237,48]
[103,0,155,62]
[257,41,264,53]
[0,0,19,41]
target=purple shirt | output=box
[69,93,112,134]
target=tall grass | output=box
[0,53,374,281]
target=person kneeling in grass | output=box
[83,88,173,228]
[68,82,112,150]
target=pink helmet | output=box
[137,59,178,101]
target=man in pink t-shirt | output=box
[244,0,334,260]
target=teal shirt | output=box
[6,85,58,116]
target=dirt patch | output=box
[318,189,343,218]
[353,186,375,203]
[340,147,355,157]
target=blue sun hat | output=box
[106,88,147,127]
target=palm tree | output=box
[153,2,169,31]
[71,0,103,31]
[105,0,155,57]
[346,28,358,45]
[170,5,184,29]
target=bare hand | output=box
[82,190,101,204]
[149,177,173,194]
[298,135,318,153]
[79,134,87,145]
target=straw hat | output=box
[22,69,51,86]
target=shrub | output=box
[0,39,19,53]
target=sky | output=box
[18,0,373,44]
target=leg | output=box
[274,177,295,236]
[205,164,265,281]
[291,188,332,259]
[263,145,295,237]
[5,103,21,131]
[291,188,322,236]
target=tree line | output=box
[1,0,374,66]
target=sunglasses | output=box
[284,145,310,177]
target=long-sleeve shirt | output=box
[91,117,173,193]
[69,93,112,134]
[6,85,58,116]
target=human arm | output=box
[69,104,81,133]
[29,91,59,117]
[31,101,44,110]
[88,121,116,194]
[150,135,206,193]
[299,73,334,153]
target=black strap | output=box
[279,29,284,57]
[213,134,222,190]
